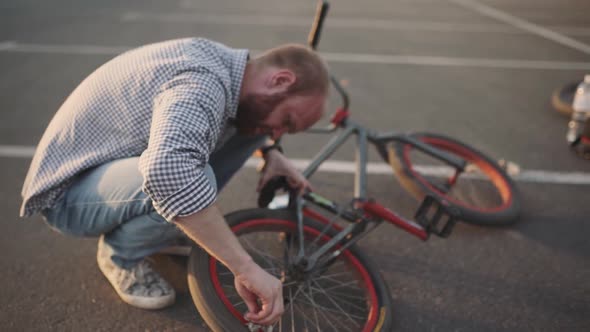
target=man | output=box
[20,38,329,326]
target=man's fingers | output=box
[247,298,274,322]
[238,285,260,316]
[235,265,284,326]
[268,292,285,325]
[244,298,259,317]
[249,292,282,325]
[257,173,270,192]
[286,175,303,188]
[300,178,313,194]
[263,282,284,325]
[286,175,312,195]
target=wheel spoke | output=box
[310,289,366,301]
[289,287,295,332]
[312,270,356,282]
[313,280,360,292]
[298,298,367,321]
[240,237,284,270]
[200,215,381,331]
[303,289,368,314]
[299,289,342,331]
[310,286,321,332]
[300,286,357,331]
[310,279,364,325]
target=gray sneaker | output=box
[97,236,175,309]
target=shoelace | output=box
[119,261,157,293]
[133,261,151,280]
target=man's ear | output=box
[268,69,296,92]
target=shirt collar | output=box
[226,48,249,120]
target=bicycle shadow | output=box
[365,169,590,261]
[369,230,588,331]
[506,182,590,260]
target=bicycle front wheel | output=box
[188,208,392,332]
[384,133,520,225]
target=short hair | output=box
[253,44,330,96]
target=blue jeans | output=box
[41,134,265,268]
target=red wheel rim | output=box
[208,218,381,331]
[403,137,513,213]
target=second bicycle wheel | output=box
[384,133,520,225]
[550,80,579,116]
[188,208,392,332]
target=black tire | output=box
[383,133,521,225]
[551,81,580,117]
[188,208,393,332]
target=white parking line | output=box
[0,41,129,55]
[450,0,590,55]
[3,145,590,185]
[178,0,444,10]
[320,52,590,70]
[0,145,36,158]
[244,159,590,185]
[1,41,589,70]
[0,41,17,51]
[120,12,590,36]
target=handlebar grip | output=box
[308,1,330,50]
[257,176,288,208]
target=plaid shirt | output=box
[20,38,249,221]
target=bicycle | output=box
[187,1,521,331]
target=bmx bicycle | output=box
[187,1,521,331]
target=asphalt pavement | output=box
[1,0,589,331]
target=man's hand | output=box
[257,149,311,194]
[234,261,284,325]
[175,205,284,326]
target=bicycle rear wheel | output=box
[188,208,392,332]
[383,133,520,225]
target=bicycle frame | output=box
[274,0,459,276]
[278,112,461,274]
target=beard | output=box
[235,92,287,136]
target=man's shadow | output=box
[151,254,211,331]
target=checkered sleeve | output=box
[139,69,225,221]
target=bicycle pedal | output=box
[414,195,458,238]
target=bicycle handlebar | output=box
[307,1,330,50]
[307,0,350,119]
